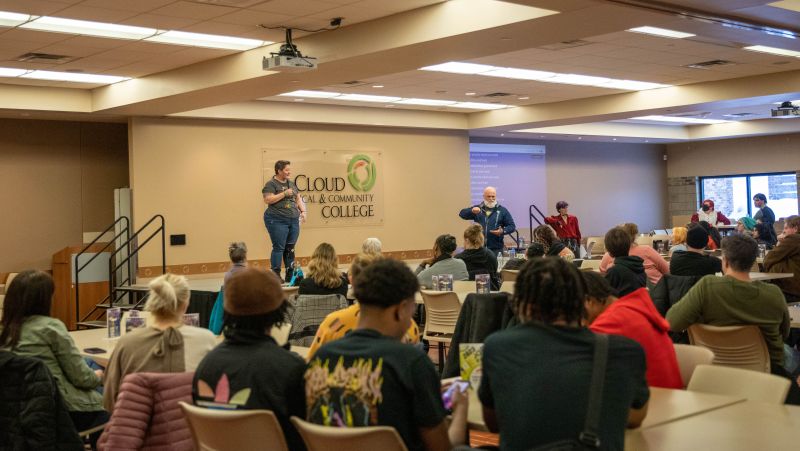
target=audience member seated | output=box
[455,224,499,289]
[298,242,348,297]
[583,271,682,388]
[691,199,731,226]
[698,220,721,249]
[533,225,574,261]
[0,270,107,443]
[603,227,647,297]
[193,268,306,450]
[479,258,649,450]
[669,226,722,277]
[669,226,687,256]
[308,253,420,359]
[600,223,669,285]
[361,237,382,255]
[502,243,545,271]
[224,241,248,284]
[415,234,469,288]
[736,216,756,236]
[306,259,467,451]
[764,215,800,303]
[755,222,777,250]
[104,273,216,411]
[666,235,793,392]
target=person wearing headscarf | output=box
[690,199,730,226]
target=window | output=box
[700,172,798,220]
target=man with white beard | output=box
[459,186,516,254]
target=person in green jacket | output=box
[0,270,108,444]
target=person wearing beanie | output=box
[670,225,723,278]
[690,199,731,226]
[193,268,307,451]
[104,273,217,411]
[736,217,756,235]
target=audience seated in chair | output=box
[305,259,468,451]
[763,215,800,303]
[600,223,669,285]
[361,237,382,256]
[582,271,682,389]
[193,268,307,451]
[533,225,574,261]
[298,242,349,297]
[104,273,216,411]
[501,243,544,271]
[670,225,722,278]
[455,224,500,290]
[415,234,469,289]
[479,258,649,450]
[602,227,647,297]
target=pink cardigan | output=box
[98,372,194,451]
[599,244,670,285]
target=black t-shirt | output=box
[298,274,348,297]
[669,251,722,277]
[306,328,446,451]
[479,323,649,451]
[262,177,299,219]
[193,330,307,450]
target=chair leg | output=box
[438,342,445,375]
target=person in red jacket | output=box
[690,199,731,226]
[582,271,683,389]
[544,201,581,256]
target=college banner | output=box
[262,149,384,228]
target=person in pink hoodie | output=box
[583,271,683,389]
[599,223,669,285]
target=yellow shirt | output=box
[307,303,421,359]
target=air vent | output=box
[483,92,512,97]
[685,59,735,69]
[538,40,593,50]
[17,52,74,63]
[330,80,368,88]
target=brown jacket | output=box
[98,372,194,451]
[763,233,800,300]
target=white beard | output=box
[484,201,497,208]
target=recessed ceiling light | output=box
[483,67,555,81]
[613,138,617,141]
[279,90,340,98]
[337,93,402,103]
[294,98,304,101]
[395,98,456,106]
[146,30,266,50]
[276,90,510,110]
[465,92,477,96]
[21,70,129,84]
[449,102,508,110]
[0,11,30,27]
[21,16,157,40]
[631,115,730,124]
[744,45,800,58]
[420,62,496,74]
[0,67,29,77]
[627,26,695,39]
[371,85,384,88]
[518,96,530,100]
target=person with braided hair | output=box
[478,257,650,450]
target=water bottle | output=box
[509,247,517,259]
[289,262,304,286]
[497,251,504,268]
[431,275,439,291]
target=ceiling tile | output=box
[55,5,141,22]
[150,1,238,20]
[0,28,73,44]
[33,42,110,57]
[122,13,200,29]
[0,0,72,15]
[250,0,339,15]
[213,9,293,27]
[75,0,178,13]
[181,20,266,39]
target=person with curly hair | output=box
[532,224,574,261]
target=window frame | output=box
[699,171,797,217]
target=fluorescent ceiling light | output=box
[279,90,340,98]
[21,70,129,84]
[743,45,800,58]
[21,16,156,40]
[627,26,695,39]
[631,115,729,124]
[420,61,671,91]
[337,94,402,103]
[420,62,495,74]
[0,11,30,27]
[449,102,509,110]
[395,98,456,106]
[146,30,267,50]
[0,67,28,77]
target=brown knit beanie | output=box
[224,268,284,316]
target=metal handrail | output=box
[74,216,130,326]
[529,204,547,242]
[105,214,166,310]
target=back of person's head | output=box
[785,215,800,230]
[145,273,191,319]
[739,217,756,231]
[228,241,247,263]
[435,234,458,256]
[349,253,383,286]
[223,268,287,331]
[525,242,545,258]
[686,225,709,250]
[721,234,758,272]
[361,237,382,255]
[754,222,771,239]
[582,270,617,301]
[533,225,557,245]
[464,224,485,248]
[308,242,342,289]
[0,270,54,348]
[672,227,687,245]
[513,257,585,325]
[353,259,419,308]
[621,223,639,241]
[604,227,631,258]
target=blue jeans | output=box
[264,213,300,281]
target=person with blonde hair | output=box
[455,223,499,289]
[361,237,382,255]
[669,226,688,256]
[298,242,348,297]
[103,273,216,411]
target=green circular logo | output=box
[347,154,377,192]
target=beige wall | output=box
[667,132,800,177]
[129,118,470,267]
[0,119,128,272]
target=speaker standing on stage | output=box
[262,160,307,282]
[459,186,516,254]
[544,201,582,256]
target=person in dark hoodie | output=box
[455,223,500,289]
[603,226,646,296]
[583,271,683,388]
[669,225,722,278]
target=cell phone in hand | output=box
[442,380,469,410]
[83,347,106,354]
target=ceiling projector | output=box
[771,101,799,118]
[263,55,317,71]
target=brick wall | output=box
[668,176,698,225]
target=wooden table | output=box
[749,272,793,281]
[789,305,800,328]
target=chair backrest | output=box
[580,259,602,271]
[290,417,408,451]
[500,269,519,283]
[282,285,299,300]
[180,402,289,451]
[585,237,604,256]
[687,364,790,404]
[452,280,474,293]
[673,344,715,388]
[687,324,771,373]
[288,294,348,346]
[420,290,461,336]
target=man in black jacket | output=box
[670,225,722,277]
[604,226,647,296]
